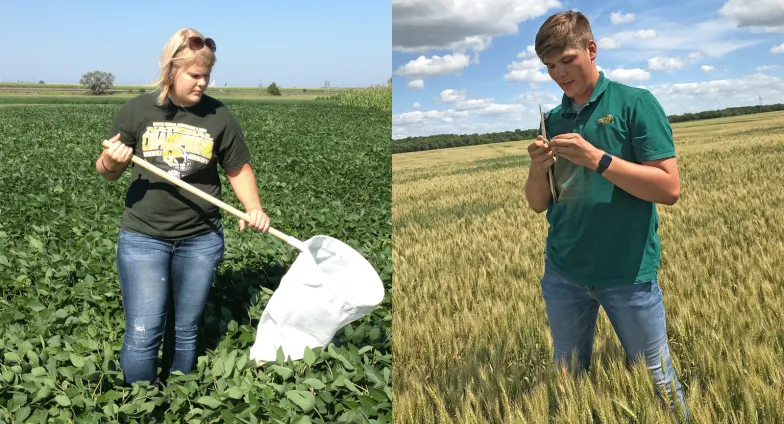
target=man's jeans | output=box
[540,261,690,420]
[116,227,224,385]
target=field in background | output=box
[0,96,391,422]
[392,111,784,423]
[0,82,354,94]
[0,82,392,110]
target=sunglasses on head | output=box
[184,36,216,52]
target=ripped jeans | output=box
[116,227,224,385]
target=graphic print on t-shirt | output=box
[141,122,214,179]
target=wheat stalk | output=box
[540,105,558,203]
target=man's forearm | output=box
[597,153,680,205]
[525,171,552,213]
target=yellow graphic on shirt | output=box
[141,123,214,178]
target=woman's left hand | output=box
[240,208,271,232]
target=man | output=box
[524,10,690,420]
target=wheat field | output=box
[392,111,784,424]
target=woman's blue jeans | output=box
[116,227,224,385]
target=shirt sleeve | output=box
[218,111,252,171]
[107,100,137,148]
[629,90,676,162]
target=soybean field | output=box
[0,95,392,423]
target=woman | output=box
[95,28,270,386]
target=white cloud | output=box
[647,56,687,71]
[438,89,467,103]
[604,19,761,60]
[701,65,716,72]
[504,56,550,84]
[392,0,562,53]
[599,37,621,49]
[453,98,496,110]
[771,43,784,54]
[413,102,421,108]
[756,64,780,70]
[393,73,784,139]
[516,92,560,113]
[647,73,784,115]
[647,52,703,71]
[634,29,657,39]
[392,88,536,138]
[610,11,635,24]
[719,0,784,33]
[604,68,652,83]
[517,92,561,105]
[394,53,471,78]
[407,79,425,89]
[517,45,537,58]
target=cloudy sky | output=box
[392,0,784,139]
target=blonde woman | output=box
[96,28,270,386]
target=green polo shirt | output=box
[542,71,676,287]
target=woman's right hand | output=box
[527,135,555,176]
[103,133,133,170]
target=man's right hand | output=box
[527,135,555,176]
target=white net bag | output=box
[249,235,385,364]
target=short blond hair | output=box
[535,11,594,62]
[151,28,216,106]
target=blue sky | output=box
[392,0,784,139]
[1,0,391,88]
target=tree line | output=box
[393,103,784,154]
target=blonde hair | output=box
[535,11,594,62]
[151,28,216,106]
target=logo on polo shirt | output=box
[597,115,614,125]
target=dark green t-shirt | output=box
[107,92,251,240]
[542,71,676,287]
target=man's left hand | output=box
[549,133,603,170]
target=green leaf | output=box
[302,377,325,390]
[70,353,85,368]
[285,390,316,412]
[197,396,223,410]
[211,357,225,377]
[28,236,44,251]
[31,366,48,377]
[223,350,237,379]
[271,365,293,380]
[226,386,243,400]
[303,347,316,366]
[55,395,71,406]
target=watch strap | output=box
[597,153,612,174]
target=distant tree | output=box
[80,71,115,95]
[39,80,45,84]
[267,82,281,96]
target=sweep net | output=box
[249,235,385,364]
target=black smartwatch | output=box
[596,152,612,174]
